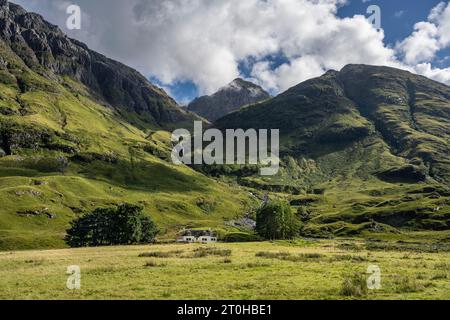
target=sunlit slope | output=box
[0,40,254,251]
[216,65,450,235]
[217,65,450,184]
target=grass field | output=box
[1,238,449,300]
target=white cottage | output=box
[178,230,218,244]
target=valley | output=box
[1,238,449,300]
[0,1,449,259]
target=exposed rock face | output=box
[188,78,270,122]
[0,0,193,128]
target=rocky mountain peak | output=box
[0,1,195,128]
[188,78,271,122]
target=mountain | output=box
[188,78,270,121]
[0,1,254,251]
[0,0,196,129]
[216,64,450,236]
[0,0,449,249]
[217,65,450,184]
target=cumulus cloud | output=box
[396,1,450,86]
[251,14,400,92]
[397,2,450,64]
[397,22,440,65]
[11,0,450,98]
[415,63,450,84]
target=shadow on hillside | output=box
[75,158,210,194]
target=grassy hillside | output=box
[0,1,197,129]
[215,65,450,236]
[0,39,255,251]
[217,66,450,182]
[1,239,449,299]
[1,0,449,251]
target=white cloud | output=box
[397,22,440,64]
[397,2,450,64]
[395,1,450,86]
[11,0,450,97]
[251,14,400,92]
[415,63,450,84]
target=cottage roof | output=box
[182,230,216,237]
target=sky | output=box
[11,0,450,104]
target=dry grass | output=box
[0,240,449,300]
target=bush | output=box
[394,276,424,293]
[138,250,183,258]
[255,251,291,259]
[65,203,159,247]
[139,252,171,258]
[255,251,324,262]
[256,200,301,240]
[223,232,260,243]
[297,206,312,222]
[144,260,167,268]
[193,247,231,257]
[340,273,368,297]
[332,255,368,262]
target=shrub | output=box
[297,206,312,222]
[431,273,447,280]
[340,273,368,297]
[393,276,424,293]
[65,203,159,247]
[223,232,260,243]
[301,253,323,259]
[337,243,362,252]
[24,259,45,266]
[255,251,323,262]
[434,262,450,270]
[332,255,368,262]
[139,252,171,258]
[256,200,301,240]
[193,247,231,257]
[138,250,183,258]
[246,262,271,268]
[255,251,291,259]
[144,260,167,268]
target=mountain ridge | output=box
[0,0,449,248]
[188,78,270,121]
[0,0,196,129]
[216,64,450,185]
[213,64,450,235]
[0,1,254,251]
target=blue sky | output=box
[167,0,450,103]
[339,0,444,44]
[13,0,450,104]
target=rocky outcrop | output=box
[188,78,270,122]
[0,0,194,128]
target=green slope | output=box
[0,37,254,251]
[215,65,450,236]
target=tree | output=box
[256,200,300,240]
[65,204,159,247]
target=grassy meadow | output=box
[1,237,449,300]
